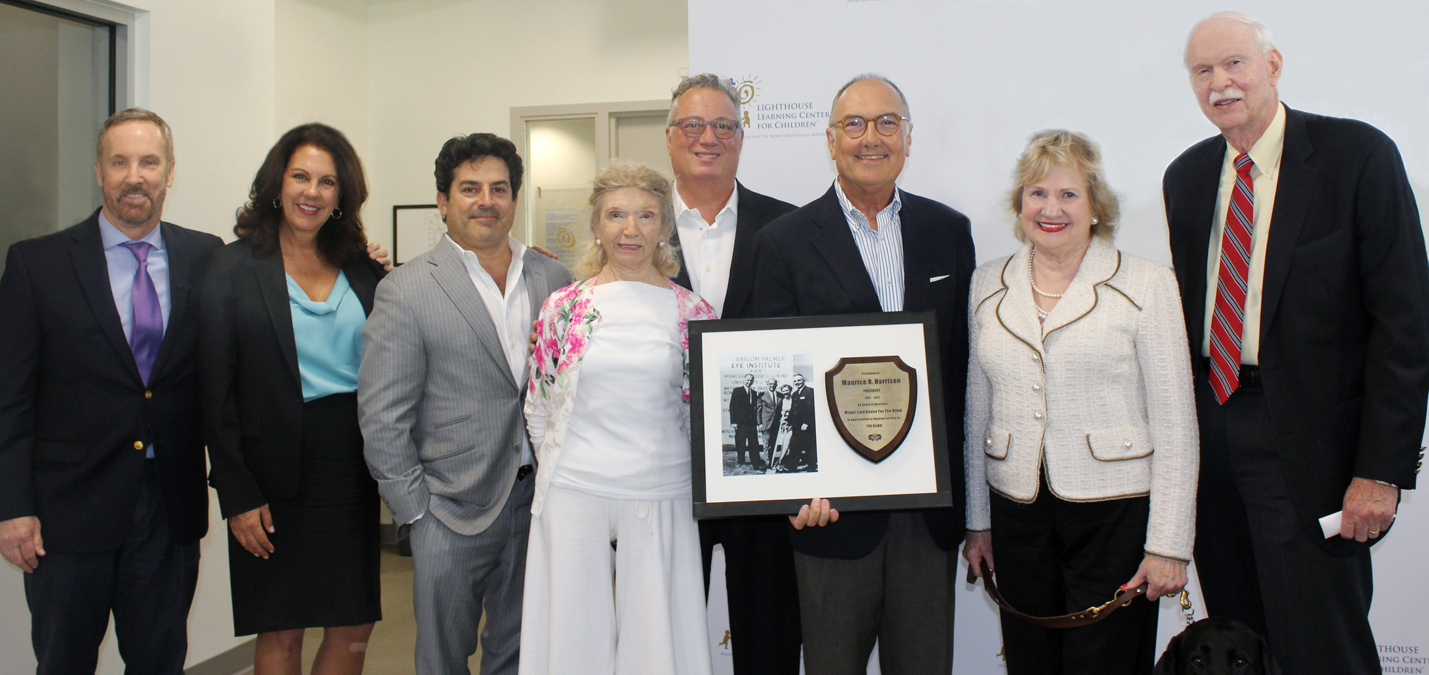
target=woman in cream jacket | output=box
[962,130,1198,675]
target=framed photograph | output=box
[689,311,953,518]
[392,204,444,265]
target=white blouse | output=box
[549,281,692,500]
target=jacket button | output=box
[1033,412,1043,420]
[1032,383,1042,392]
[512,444,520,452]
[984,437,993,446]
[133,441,144,450]
[1031,354,1040,362]
[1124,440,1134,448]
[144,390,152,400]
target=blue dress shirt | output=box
[287,271,364,402]
[99,211,170,458]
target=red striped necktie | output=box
[1208,153,1255,404]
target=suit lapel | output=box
[994,245,1044,353]
[343,259,379,315]
[254,246,302,387]
[671,245,692,293]
[1258,107,1316,340]
[808,186,882,314]
[522,250,548,322]
[149,223,189,381]
[429,241,517,390]
[1041,239,1119,340]
[722,183,759,318]
[69,213,141,383]
[898,190,931,312]
[1178,139,1226,351]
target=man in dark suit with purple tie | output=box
[0,109,221,674]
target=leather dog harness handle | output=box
[968,567,1149,629]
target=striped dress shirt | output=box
[834,179,904,311]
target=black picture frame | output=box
[689,311,952,519]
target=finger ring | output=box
[1370,529,1380,536]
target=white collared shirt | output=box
[673,182,739,318]
[834,179,905,312]
[1201,103,1287,365]
[447,234,533,465]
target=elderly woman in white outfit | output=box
[520,161,717,675]
[961,130,1198,674]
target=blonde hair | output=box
[574,161,680,280]
[1007,129,1120,243]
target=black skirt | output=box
[228,392,381,636]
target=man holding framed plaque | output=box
[665,74,804,675]
[748,74,975,672]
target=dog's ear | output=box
[1153,630,1184,675]
[1256,632,1283,675]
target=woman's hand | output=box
[230,505,275,559]
[1123,555,1187,599]
[962,531,994,578]
[789,498,839,530]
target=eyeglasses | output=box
[670,117,741,140]
[832,114,911,139]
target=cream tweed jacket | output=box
[964,238,1199,561]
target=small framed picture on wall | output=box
[392,204,444,265]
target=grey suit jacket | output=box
[359,240,572,536]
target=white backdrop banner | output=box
[691,1,1429,672]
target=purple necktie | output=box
[120,241,163,384]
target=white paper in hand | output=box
[1320,511,1343,539]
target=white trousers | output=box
[518,486,713,675]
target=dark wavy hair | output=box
[434,133,523,197]
[234,123,369,267]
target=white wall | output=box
[363,0,687,249]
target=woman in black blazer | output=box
[201,123,386,674]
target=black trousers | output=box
[990,481,1158,675]
[734,421,761,467]
[25,460,200,675]
[1193,377,1379,674]
[794,512,956,675]
[699,517,802,675]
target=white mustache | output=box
[1209,87,1246,106]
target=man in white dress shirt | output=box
[667,73,804,675]
[360,133,571,674]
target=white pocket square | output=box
[929,275,950,283]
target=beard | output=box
[104,185,166,228]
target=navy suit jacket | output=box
[748,184,976,559]
[0,209,221,552]
[1164,105,1429,553]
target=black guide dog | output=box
[1154,617,1282,674]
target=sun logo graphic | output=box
[736,76,761,127]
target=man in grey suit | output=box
[360,133,572,675]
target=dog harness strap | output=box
[968,567,1149,629]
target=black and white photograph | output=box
[718,352,818,477]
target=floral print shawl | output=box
[524,277,717,517]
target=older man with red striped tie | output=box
[1163,12,1429,674]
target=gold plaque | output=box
[824,356,917,463]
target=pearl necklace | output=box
[1028,246,1064,299]
[1029,246,1061,323]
